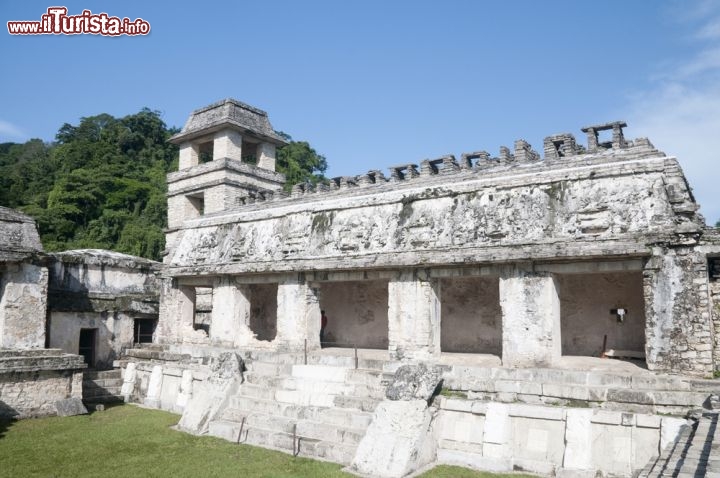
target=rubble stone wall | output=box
[0,369,79,418]
[644,247,714,376]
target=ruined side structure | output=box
[48,250,160,369]
[119,101,720,477]
[0,207,86,418]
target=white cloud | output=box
[697,18,720,39]
[0,120,26,141]
[628,6,720,225]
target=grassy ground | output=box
[0,405,534,478]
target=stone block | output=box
[483,402,510,445]
[439,410,484,443]
[563,409,593,471]
[55,397,87,417]
[508,403,564,421]
[386,363,442,401]
[636,414,661,429]
[351,400,437,478]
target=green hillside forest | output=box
[0,109,327,261]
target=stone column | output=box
[0,262,48,349]
[178,142,199,169]
[257,143,276,171]
[155,278,195,344]
[388,269,441,360]
[210,276,253,346]
[275,274,320,351]
[499,270,560,367]
[213,130,243,161]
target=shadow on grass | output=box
[84,400,125,415]
[0,400,18,441]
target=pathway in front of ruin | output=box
[640,411,720,477]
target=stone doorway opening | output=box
[248,283,277,342]
[193,286,212,334]
[318,279,389,349]
[557,271,646,361]
[78,327,97,366]
[439,276,502,356]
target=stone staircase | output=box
[207,354,391,464]
[639,412,720,477]
[82,369,123,404]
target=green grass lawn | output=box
[0,405,534,478]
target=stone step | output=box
[640,413,720,477]
[208,419,357,464]
[246,361,294,376]
[333,394,380,412]
[237,383,278,400]
[83,369,122,379]
[83,378,123,388]
[230,396,373,429]
[447,365,719,395]
[84,393,123,403]
[244,369,387,392]
[123,348,190,362]
[218,409,366,446]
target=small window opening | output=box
[198,141,213,163]
[134,318,157,344]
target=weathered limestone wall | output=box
[49,311,134,370]
[319,280,389,349]
[165,153,698,277]
[388,270,440,360]
[644,247,714,376]
[0,262,48,349]
[558,271,646,356]
[500,272,560,367]
[437,397,686,476]
[47,250,160,367]
[440,277,501,354]
[710,279,720,372]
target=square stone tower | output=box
[166,99,288,251]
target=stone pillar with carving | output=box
[387,269,441,360]
[499,269,561,367]
[155,278,195,344]
[210,276,253,347]
[275,274,321,351]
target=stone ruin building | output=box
[3,98,720,477]
[0,208,161,416]
[0,207,87,417]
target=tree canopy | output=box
[0,110,328,261]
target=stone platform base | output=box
[0,348,87,419]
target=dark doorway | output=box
[78,328,97,367]
[134,318,157,344]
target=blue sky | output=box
[1,1,719,223]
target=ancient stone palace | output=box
[3,98,720,477]
[159,99,714,377]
